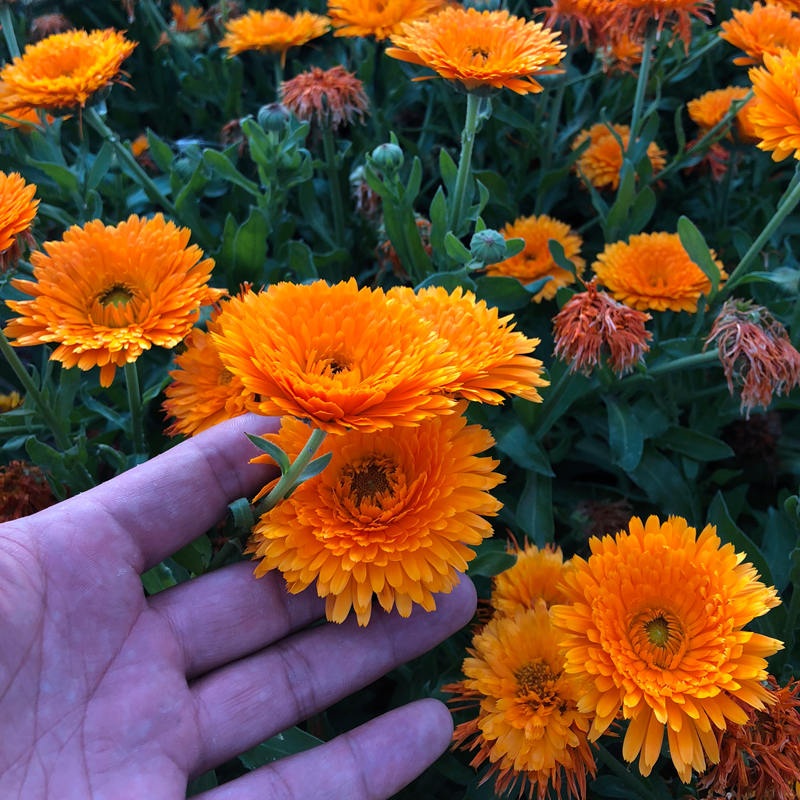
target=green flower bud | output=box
[258,103,291,133]
[470,229,507,264]
[371,143,404,175]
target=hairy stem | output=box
[124,361,146,456]
[448,92,480,235]
[322,124,346,249]
[628,28,656,151]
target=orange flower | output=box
[766,0,800,11]
[720,2,800,66]
[553,279,653,376]
[491,214,585,301]
[0,172,38,265]
[219,9,330,65]
[29,13,74,43]
[387,285,549,404]
[607,0,713,50]
[592,231,727,313]
[0,461,56,522]
[157,3,208,49]
[572,123,666,190]
[4,215,223,387]
[386,8,565,95]
[599,32,644,74]
[687,85,755,141]
[541,0,612,46]
[280,66,369,132]
[328,0,445,40]
[212,279,459,435]
[444,604,596,800]
[0,391,22,413]
[491,542,570,616]
[247,406,504,626]
[551,515,783,783]
[0,106,53,130]
[705,299,800,417]
[749,49,800,161]
[0,30,136,113]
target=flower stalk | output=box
[124,361,146,456]
[0,4,20,60]
[322,124,346,248]
[628,27,656,151]
[448,92,480,235]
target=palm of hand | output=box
[0,415,475,800]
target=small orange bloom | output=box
[491,542,570,616]
[749,49,800,161]
[687,85,755,140]
[593,231,726,313]
[0,172,38,264]
[720,2,800,66]
[220,9,330,65]
[608,0,713,50]
[157,3,208,49]
[280,66,369,131]
[387,7,565,95]
[0,461,56,522]
[247,406,503,626]
[328,0,445,40]
[492,214,585,301]
[600,32,644,74]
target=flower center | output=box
[218,367,234,386]
[320,351,352,376]
[629,607,687,670]
[350,461,392,504]
[645,615,671,646]
[99,283,134,308]
[516,659,558,703]
[470,46,491,62]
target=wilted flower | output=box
[541,0,612,47]
[0,461,56,522]
[29,13,74,42]
[608,0,713,50]
[350,165,382,223]
[553,279,652,375]
[280,66,369,132]
[220,118,246,157]
[705,299,800,417]
[328,0,446,40]
[749,49,800,161]
[0,171,38,274]
[720,2,800,67]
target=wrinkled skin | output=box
[0,414,476,799]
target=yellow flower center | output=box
[470,46,491,62]
[516,659,559,705]
[629,607,687,670]
[99,283,134,307]
[320,351,352,376]
[218,367,234,386]
[350,461,392,504]
[645,615,671,646]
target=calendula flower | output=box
[157,3,208,50]
[247,406,503,626]
[749,49,800,161]
[541,0,611,46]
[0,391,22,413]
[705,299,800,417]
[388,285,549,404]
[280,66,369,132]
[0,106,52,130]
[593,232,726,313]
[0,30,136,113]
[444,604,596,800]
[599,32,644,74]
[553,279,653,376]
[0,461,56,522]
[697,676,800,800]
[551,515,782,783]
[29,13,74,42]
[766,0,800,11]
[328,0,445,40]
[720,2,800,66]
[572,123,666,190]
[386,8,566,95]
[492,542,570,616]
[0,172,37,273]
[213,279,458,435]
[491,214,585,301]
[687,85,756,142]
[608,0,713,50]
[4,215,223,387]
[220,9,330,66]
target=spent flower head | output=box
[280,66,369,132]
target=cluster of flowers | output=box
[445,519,798,799]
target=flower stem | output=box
[720,173,800,297]
[0,5,20,60]
[219,0,229,22]
[448,92,480,236]
[322,124,346,249]
[85,107,178,218]
[619,350,720,387]
[273,56,284,94]
[543,49,572,170]
[628,27,656,152]
[124,361,146,456]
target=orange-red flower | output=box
[608,0,713,50]
[220,9,330,65]
[0,461,56,522]
[212,279,459,435]
[572,123,666,190]
[0,29,136,113]
[445,604,596,800]
[540,0,612,46]
[280,66,369,131]
[687,85,756,142]
[749,48,800,161]
[593,231,726,313]
[491,542,570,616]
[599,32,644,74]
[0,172,38,272]
[492,214,585,301]
[247,406,503,626]
[553,279,653,376]
[720,2,800,66]
[4,215,223,387]
[386,7,566,95]
[551,514,783,783]
[328,0,445,40]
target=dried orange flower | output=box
[541,0,612,46]
[572,123,666,190]
[247,406,503,626]
[687,85,755,141]
[492,542,570,616]
[720,2,800,66]
[593,231,727,313]
[697,676,800,800]
[551,514,783,783]
[609,0,713,50]
[0,391,22,413]
[0,30,136,113]
[599,32,644,74]
[328,0,445,40]
[705,299,800,417]
[213,279,458,435]
[5,215,223,387]
[29,13,74,42]
[386,7,566,95]
[280,66,369,132]
[0,172,38,273]
[749,49,800,161]
[157,3,208,50]
[553,279,653,376]
[388,284,549,404]
[445,604,596,800]
[220,9,330,66]
[0,461,56,522]
[492,214,585,301]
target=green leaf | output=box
[548,239,577,277]
[86,142,114,192]
[291,452,333,489]
[444,232,472,264]
[186,770,218,797]
[228,497,255,532]
[736,267,800,292]
[657,426,734,461]
[171,535,209,576]
[405,156,423,205]
[467,540,517,578]
[516,471,553,546]
[762,508,799,592]
[429,185,448,257]
[474,276,532,311]
[239,728,323,770]
[141,562,177,595]
[28,159,79,193]
[203,150,261,195]
[503,238,525,259]
[628,443,696,521]
[606,161,637,235]
[146,130,174,172]
[246,433,291,474]
[96,443,128,476]
[440,149,458,194]
[286,240,318,280]
[630,187,656,234]
[493,420,554,476]
[604,396,644,472]
[232,207,270,284]
[525,276,554,297]
[677,216,721,302]
[415,271,477,292]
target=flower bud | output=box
[258,102,291,133]
[470,229,507,264]
[371,143,404,175]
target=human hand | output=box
[0,414,476,799]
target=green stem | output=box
[448,92,480,235]
[322,124,346,249]
[85,107,178,217]
[0,5,20,60]
[720,174,800,297]
[219,0,228,22]
[273,56,284,94]
[619,350,719,388]
[628,28,656,151]
[596,745,658,800]
[784,582,800,653]
[124,361,146,455]
[543,49,572,170]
